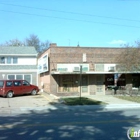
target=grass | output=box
[62,97,107,105]
[114,96,140,103]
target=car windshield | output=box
[0,81,4,87]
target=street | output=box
[0,103,140,140]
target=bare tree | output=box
[25,34,40,52]
[25,34,50,53]
[0,39,24,46]
[116,42,140,72]
[0,34,50,54]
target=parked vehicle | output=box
[0,80,39,98]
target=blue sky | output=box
[0,0,140,47]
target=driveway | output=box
[0,93,51,114]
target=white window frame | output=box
[95,64,104,71]
[7,74,32,84]
[0,57,6,64]
[0,57,19,64]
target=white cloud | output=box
[108,40,126,45]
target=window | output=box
[8,75,15,80]
[23,80,30,86]
[16,75,23,80]
[95,64,104,71]
[14,81,21,86]
[0,81,4,87]
[0,57,18,64]
[0,57,5,64]
[7,74,31,83]
[13,57,18,64]
[6,81,13,87]
[7,57,12,64]
[24,75,31,83]
[132,74,140,88]
[58,75,78,92]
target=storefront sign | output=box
[38,54,48,74]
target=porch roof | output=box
[51,71,140,75]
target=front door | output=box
[81,75,88,95]
[96,75,104,94]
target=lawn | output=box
[62,97,107,105]
[114,96,140,103]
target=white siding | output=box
[18,57,37,65]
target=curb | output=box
[0,105,140,115]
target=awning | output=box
[51,71,140,75]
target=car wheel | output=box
[31,89,37,95]
[7,91,13,98]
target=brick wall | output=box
[49,46,124,71]
[48,44,124,95]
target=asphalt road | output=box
[0,106,140,140]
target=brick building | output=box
[38,43,140,96]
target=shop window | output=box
[117,74,126,86]
[58,75,78,92]
[105,74,114,87]
[105,74,126,90]
[132,74,140,88]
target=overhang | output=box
[51,71,140,75]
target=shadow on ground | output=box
[0,103,139,140]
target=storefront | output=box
[105,74,126,90]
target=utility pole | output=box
[79,65,82,102]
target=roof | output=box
[0,46,38,56]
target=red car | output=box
[0,80,39,98]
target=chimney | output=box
[50,43,57,47]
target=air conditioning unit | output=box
[108,66,115,72]
[73,67,80,72]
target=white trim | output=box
[0,70,37,72]
[7,74,32,84]
[0,64,35,65]
[37,72,38,86]
[86,71,140,74]
[0,54,37,56]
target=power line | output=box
[0,2,140,23]
[1,9,140,28]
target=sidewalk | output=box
[41,92,140,105]
[1,93,140,115]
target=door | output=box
[13,81,23,95]
[22,80,32,93]
[96,75,104,94]
[81,75,88,94]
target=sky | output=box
[0,0,140,47]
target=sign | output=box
[38,54,48,74]
[127,128,140,139]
